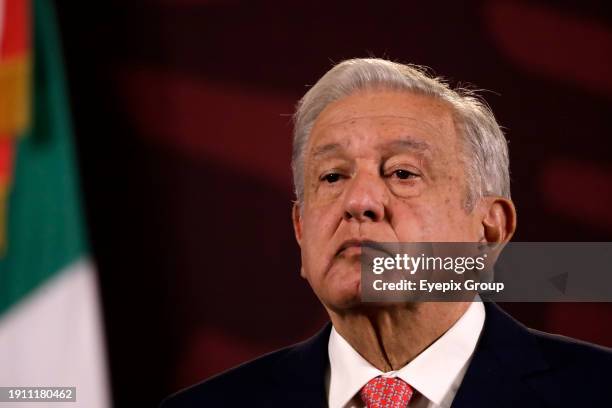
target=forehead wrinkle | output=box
[308,109,455,168]
[314,113,451,145]
[314,114,432,132]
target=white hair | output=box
[291,58,510,210]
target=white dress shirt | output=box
[325,301,485,408]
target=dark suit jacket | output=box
[161,302,612,407]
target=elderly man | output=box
[162,58,612,407]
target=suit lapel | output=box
[451,302,549,408]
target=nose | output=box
[343,171,386,222]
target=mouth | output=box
[336,239,391,257]
[336,239,362,256]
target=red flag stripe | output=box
[0,0,30,58]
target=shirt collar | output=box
[327,301,485,408]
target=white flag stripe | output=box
[0,257,110,408]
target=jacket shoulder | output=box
[454,303,612,408]
[160,345,294,407]
[529,327,612,370]
[160,323,332,407]
[526,328,612,405]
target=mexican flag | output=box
[0,0,110,406]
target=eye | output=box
[392,169,418,180]
[322,173,341,183]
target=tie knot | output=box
[360,376,414,407]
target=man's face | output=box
[293,89,485,311]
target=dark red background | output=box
[54,0,612,405]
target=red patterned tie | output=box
[360,376,414,407]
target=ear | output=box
[481,197,517,244]
[292,203,308,279]
[292,202,303,247]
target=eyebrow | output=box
[310,137,432,160]
[311,143,344,159]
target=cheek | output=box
[429,204,478,241]
[303,205,337,237]
[391,205,433,241]
[391,194,473,241]
[300,208,338,265]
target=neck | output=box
[327,302,470,372]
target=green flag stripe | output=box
[0,0,88,316]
